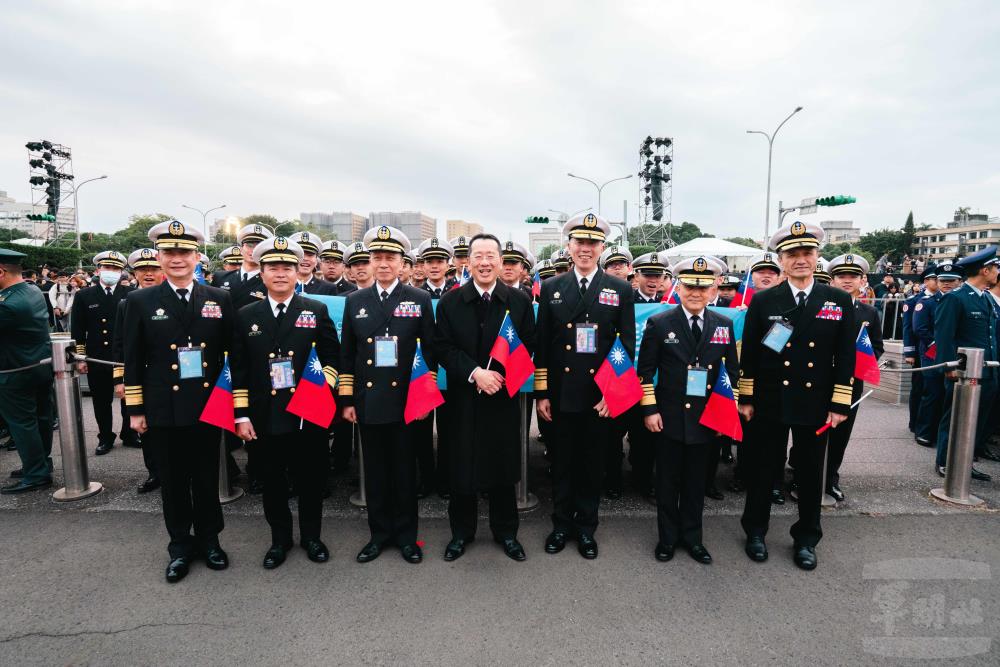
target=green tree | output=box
[538,243,561,260]
[858,228,907,262]
[901,211,916,254]
[628,245,655,259]
[724,237,762,249]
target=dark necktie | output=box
[580,277,588,296]
[275,302,286,325]
[105,287,113,297]
[691,314,702,342]
[381,290,390,303]
[176,288,188,303]
[241,272,247,283]
[433,288,442,298]
[797,291,807,308]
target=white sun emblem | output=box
[223,367,232,383]
[412,355,422,370]
[720,372,731,389]
[610,347,626,365]
[310,358,323,374]
[505,325,515,342]
[861,334,870,348]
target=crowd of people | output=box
[0,213,997,585]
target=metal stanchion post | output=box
[931,347,985,507]
[218,433,244,504]
[50,336,103,501]
[516,393,539,511]
[820,435,836,508]
[349,423,367,508]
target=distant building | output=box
[446,219,482,240]
[528,228,562,256]
[912,210,1000,260]
[820,220,860,244]
[0,189,74,239]
[367,211,437,246]
[299,212,368,242]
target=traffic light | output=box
[816,195,857,206]
[524,216,550,224]
[29,159,46,169]
[25,142,44,151]
[26,214,57,222]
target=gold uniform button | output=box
[808,362,814,368]
[101,318,107,323]
[203,382,210,388]
[269,353,275,359]
[393,336,398,341]
[783,380,789,386]
[391,381,398,387]
[270,389,277,396]
[171,364,178,370]
[785,343,792,348]
[288,351,294,356]
[784,361,790,367]
[367,359,373,365]
[589,368,595,374]
[687,364,693,370]
[202,362,208,368]
[170,344,177,350]
[809,342,815,348]
[805,382,812,388]
[684,403,691,409]
[200,342,207,348]
[566,323,572,329]
[172,385,179,391]
[565,345,572,351]
[707,384,712,390]
[366,381,373,388]
[289,387,295,393]
[103,341,109,346]
[564,367,571,373]
[367,338,373,343]
[102,330,108,334]
[707,364,713,370]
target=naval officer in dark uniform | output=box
[738,221,855,571]
[288,231,338,296]
[535,212,635,559]
[638,256,738,564]
[71,250,135,455]
[319,240,358,295]
[340,225,436,564]
[598,245,633,498]
[124,221,235,583]
[230,236,340,569]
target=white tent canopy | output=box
[661,237,760,272]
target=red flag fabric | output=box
[593,335,643,418]
[489,310,536,397]
[199,354,236,433]
[531,272,541,299]
[854,323,881,385]
[286,346,337,428]
[404,339,445,424]
[698,364,743,441]
[660,284,679,304]
[926,341,937,360]
[736,272,754,306]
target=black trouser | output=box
[741,415,827,548]
[331,421,353,470]
[604,416,627,491]
[448,485,518,542]
[826,407,859,487]
[655,436,710,547]
[0,368,53,485]
[908,357,923,432]
[705,438,724,490]
[141,432,158,479]
[88,365,134,445]
[148,423,224,559]
[915,369,944,443]
[260,427,327,546]
[435,398,452,493]
[413,413,435,489]
[551,410,606,538]
[360,421,417,547]
[628,414,655,492]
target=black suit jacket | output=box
[123,281,235,428]
[637,306,739,444]
[301,277,340,296]
[535,269,636,412]
[213,270,267,309]
[339,283,436,424]
[738,281,856,424]
[230,295,340,434]
[329,277,358,295]
[70,283,133,360]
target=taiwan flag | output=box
[286,345,337,427]
[199,353,235,433]
[489,310,535,397]
[855,324,881,385]
[404,338,445,423]
[925,341,937,360]
[698,364,743,441]
[660,284,679,304]
[736,272,754,306]
[194,261,207,285]
[593,335,643,418]
[531,271,541,299]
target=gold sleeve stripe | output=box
[124,387,144,406]
[738,379,754,396]
[831,393,852,406]
[322,366,339,388]
[338,384,353,396]
[640,395,657,406]
[112,367,124,378]
[834,383,853,393]
[534,377,548,391]
[234,397,249,408]
[76,344,86,355]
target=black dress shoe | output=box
[437,490,451,500]
[936,465,946,477]
[915,436,933,447]
[577,534,598,560]
[122,439,142,449]
[788,482,799,502]
[721,449,734,464]
[971,466,992,482]
[654,543,675,562]
[443,538,468,562]
[356,541,382,563]
[204,546,229,570]
[263,544,289,569]
[95,441,114,456]
[727,479,745,493]
[303,539,330,563]
[605,487,623,500]
[793,545,817,571]
[705,486,724,500]
[500,538,526,562]
[400,544,423,564]
[165,557,190,583]
[5,440,16,451]
[980,448,1000,463]
[0,478,52,494]
[247,479,265,495]
[687,544,712,564]
[770,488,785,505]
[544,530,567,554]
[745,536,768,562]
[9,468,23,478]
[137,477,160,494]
[827,484,845,502]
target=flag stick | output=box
[816,389,875,435]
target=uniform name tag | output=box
[598,289,620,306]
[269,357,295,389]
[763,321,793,353]
[709,326,730,344]
[200,301,222,319]
[294,311,317,328]
[686,368,708,397]
[575,323,598,353]
[177,347,204,380]
[375,336,398,367]
[393,302,421,318]
[89,303,99,308]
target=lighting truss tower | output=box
[636,135,674,247]
[26,140,75,245]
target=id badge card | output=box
[177,347,204,380]
[763,321,794,353]
[686,367,708,397]
[575,323,598,354]
[375,336,398,367]
[269,357,295,390]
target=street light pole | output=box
[747,106,803,242]
[72,175,108,251]
[181,203,226,250]
[566,173,632,215]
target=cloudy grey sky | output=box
[2,0,998,245]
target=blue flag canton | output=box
[713,365,735,399]
[606,337,633,377]
[410,342,429,381]
[856,326,874,354]
[216,356,232,391]
[194,263,207,285]
[303,347,325,386]
[500,312,523,351]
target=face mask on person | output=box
[99,270,122,286]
